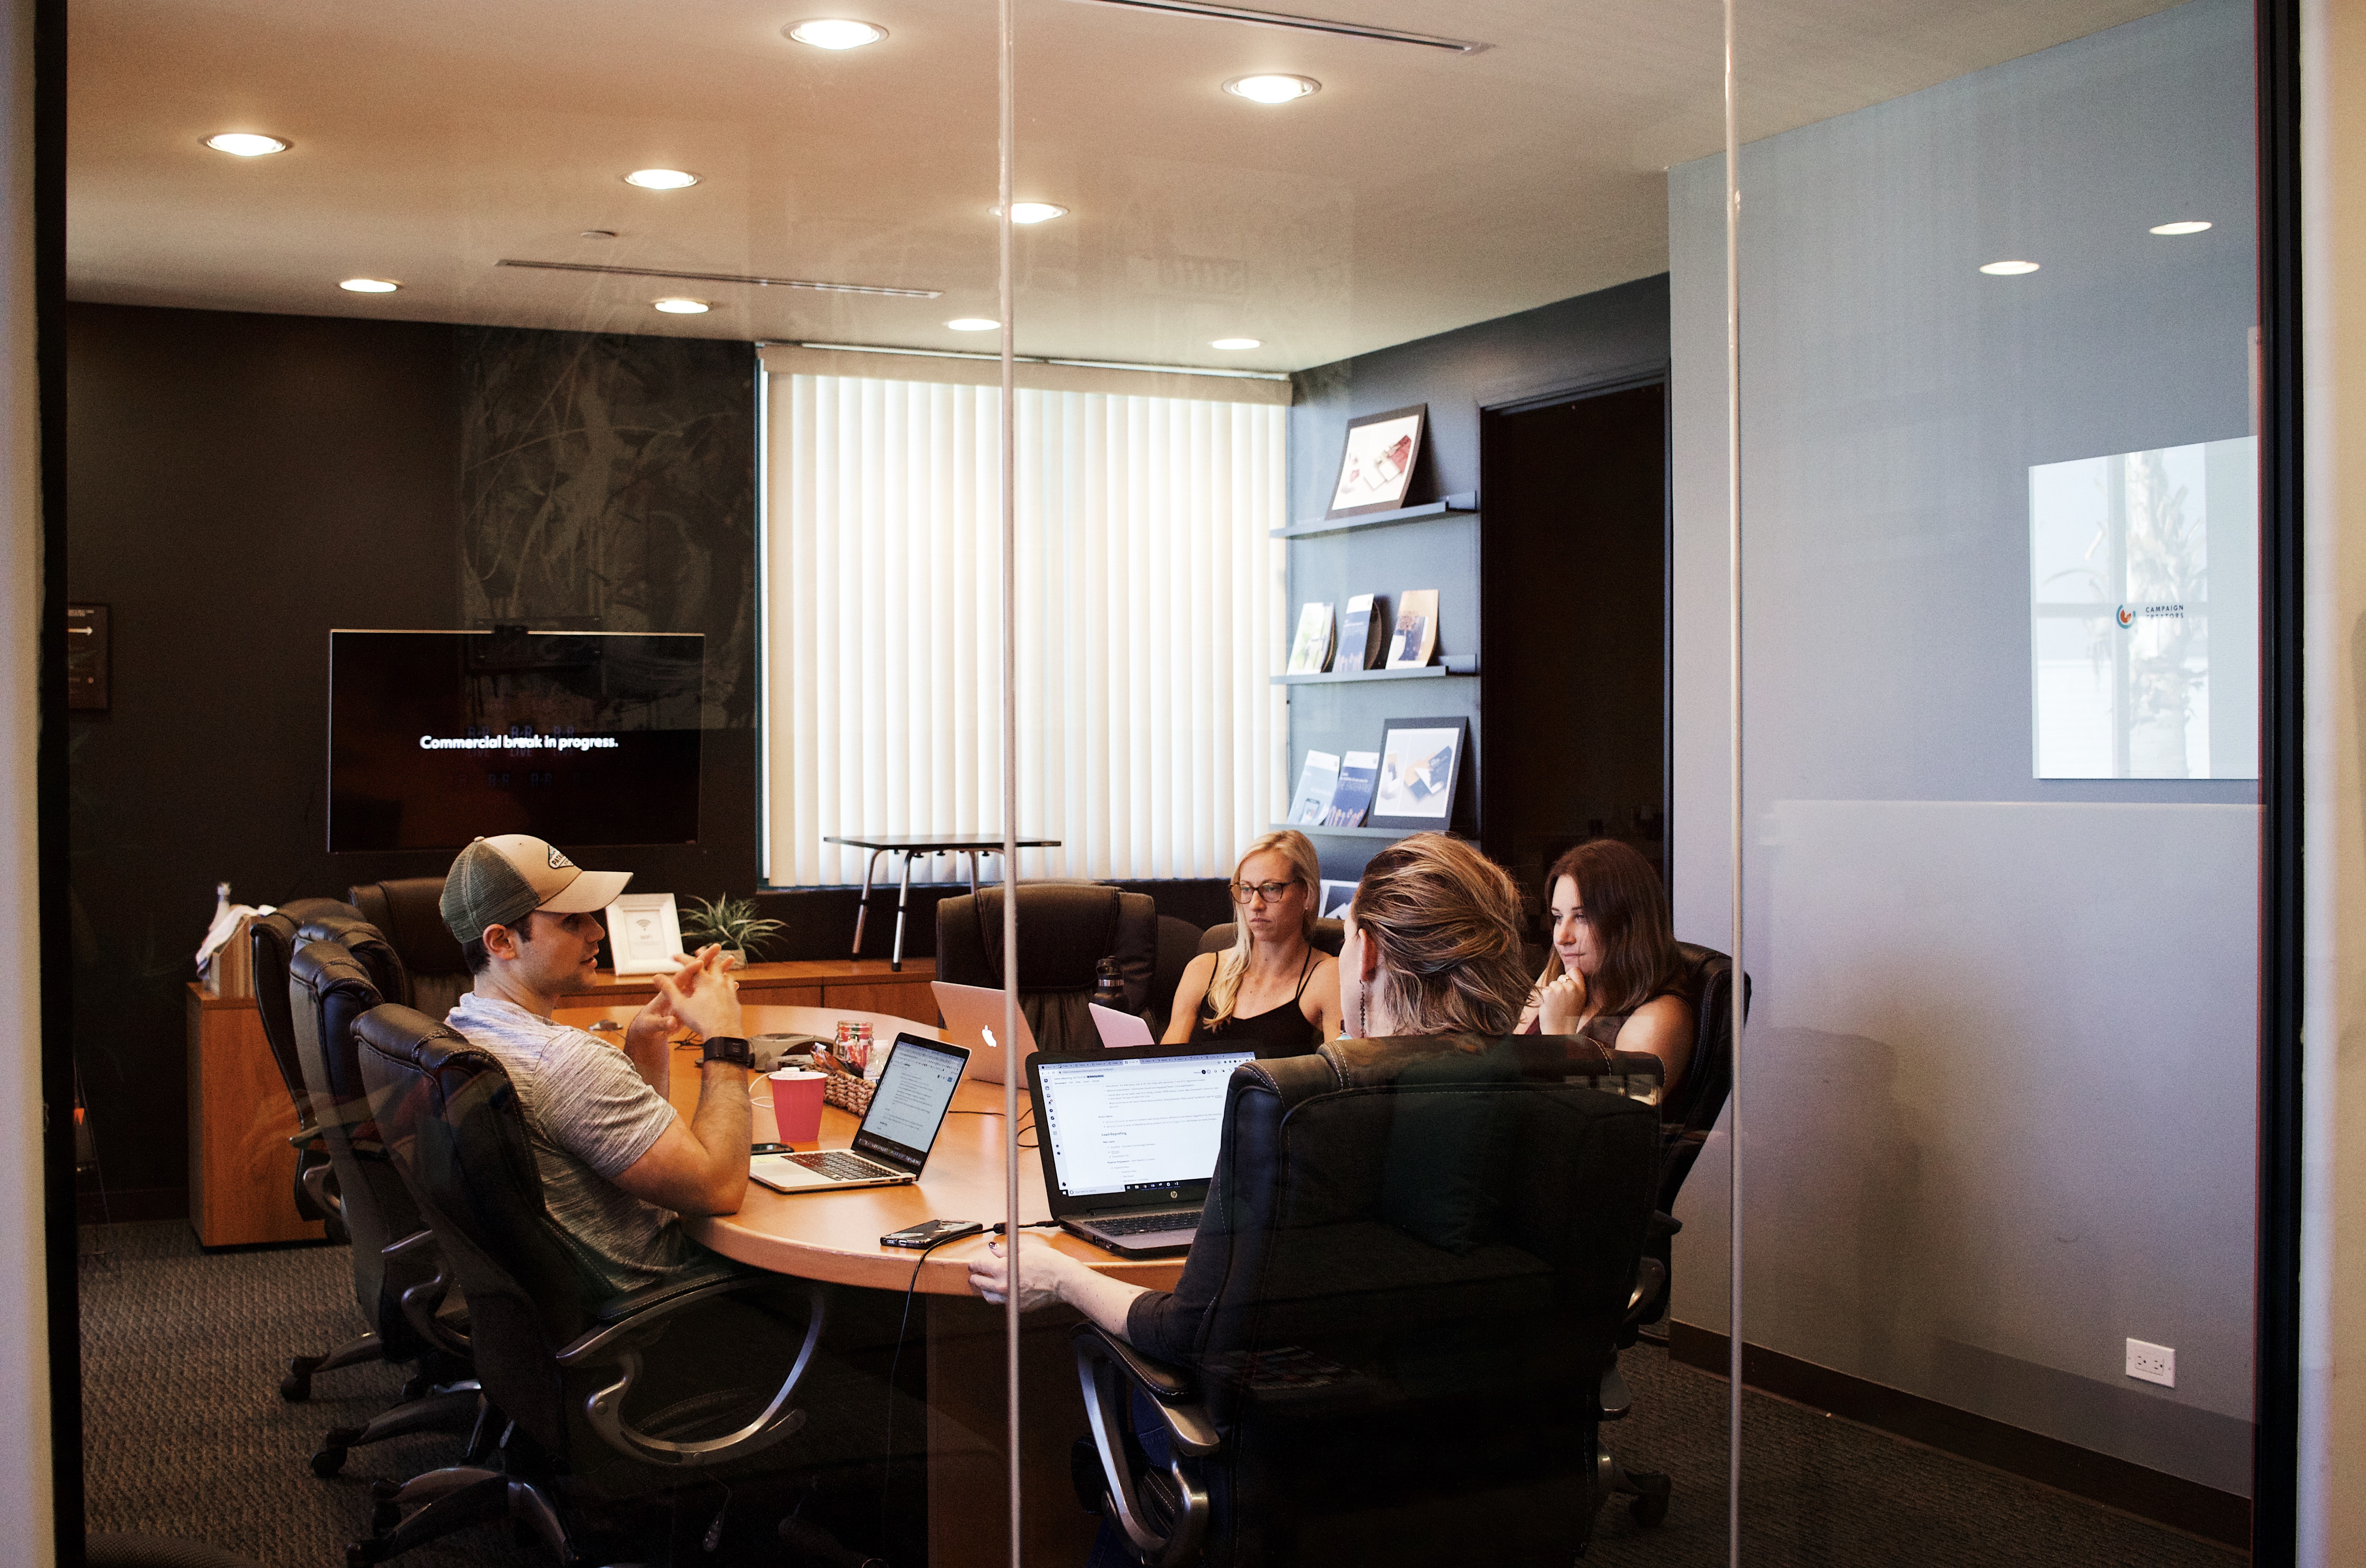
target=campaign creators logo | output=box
[2115,603,2185,628]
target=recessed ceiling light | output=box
[1979,259,2040,275]
[624,168,700,190]
[2151,220,2213,235]
[990,202,1069,225]
[787,18,887,49]
[204,132,289,157]
[580,229,618,239]
[653,297,711,314]
[339,278,399,294]
[1224,74,1320,104]
[945,317,1000,332]
[1210,337,1261,351]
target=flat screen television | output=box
[329,629,703,853]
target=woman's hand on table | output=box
[967,1234,1074,1313]
[968,1232,1152,1340]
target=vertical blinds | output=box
[764,367,1287,887]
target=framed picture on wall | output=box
[1324,404,1427,519]
[1368,716,1468,832]
[1317,879,1358,921]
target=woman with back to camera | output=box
[1517,839,1694,1090]
[1162,828,1340,1053]
[972,831,1535,1335]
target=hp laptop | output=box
[1026,1043,1256,1257]
[748,1034,969,1193]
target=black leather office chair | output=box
[250,898,368,1402]
[287,938,479,1479]
[1659,942,1747,1219]
[934,884,1158,1051]
[349,877,471,1020]
[1070,1034,1664,1567]
[1590,943,1751,1516]
[349,1004,825,1566]
[1193,918,1344,958]
[1145,915,1206,1038]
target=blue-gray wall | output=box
[1668,0,2257,1494]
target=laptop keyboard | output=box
[787,1150,898,1181]
[1089,1210,1200,1236]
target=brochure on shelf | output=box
[1288,750,1342,825]
[1325,751,1379,826]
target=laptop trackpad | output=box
[750,1155,832,1190]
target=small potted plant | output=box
[678,895,788,967]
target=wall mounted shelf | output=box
[1271,492,1477,541]
[1272,662,1476,686]
[1269,823,1410,839]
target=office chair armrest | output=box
[299,1154,342,1219]
[381,1229,470,1357]
[1093,1326,1200,1407]
[585,1260,759,1327]
[287,1121,327,1151]
[559,1277,828,1470]
[1073,1326,1214,1568]
[1624,1257,1669,1330]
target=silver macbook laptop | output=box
[748,1034,968,1193]
[1026,1043,1256,1256]
[931,981,1036,1083]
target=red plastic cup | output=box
[765,1070,827,1145]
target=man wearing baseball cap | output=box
[440,833,762,1296]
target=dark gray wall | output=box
[67,304,760,1204]
[1285,276,1671,883]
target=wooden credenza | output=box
[186,958,939,1247]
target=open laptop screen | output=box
[1034,1048,1254,1200]
[851,1036,968,1171]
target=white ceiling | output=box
[68,0,2181,371]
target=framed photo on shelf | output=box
[604,892,684,975]
[1324,404,1427,520]
[1317,879,1358,922]
[1368,716,1468,832]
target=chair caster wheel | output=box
[399,1374,429,1402]
[345,1543,380,1568]
[312,1427,362,1477]
[1628,1471,1671,1527]
[368,1479,403,1503]
[369,1501,401,1535]
[283,1357,321,1402]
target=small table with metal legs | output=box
[823,832,1061,971]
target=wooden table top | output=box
[661,1011,1183,1297]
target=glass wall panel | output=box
[999,3,1734,1565]
[1701,0,2262,1559]
[68,4,1006,1565]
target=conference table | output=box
[652,1005,1180,1567]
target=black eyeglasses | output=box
[1228,880,1302,904]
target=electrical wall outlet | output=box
[2126,1338,2176,1388]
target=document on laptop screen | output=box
[1038,1050,1253,1197]
[861,1039,965,1152]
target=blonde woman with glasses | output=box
[1161,829,1340,1053]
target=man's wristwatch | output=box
[698,1035,754,1069]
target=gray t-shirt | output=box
[446,992,709,1297]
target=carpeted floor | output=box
[80,1220,2247,1566]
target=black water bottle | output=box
[1092,956,1128,1012]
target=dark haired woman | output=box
[1517,839,1694,1089]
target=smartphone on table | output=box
[881,1219,985,1249]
